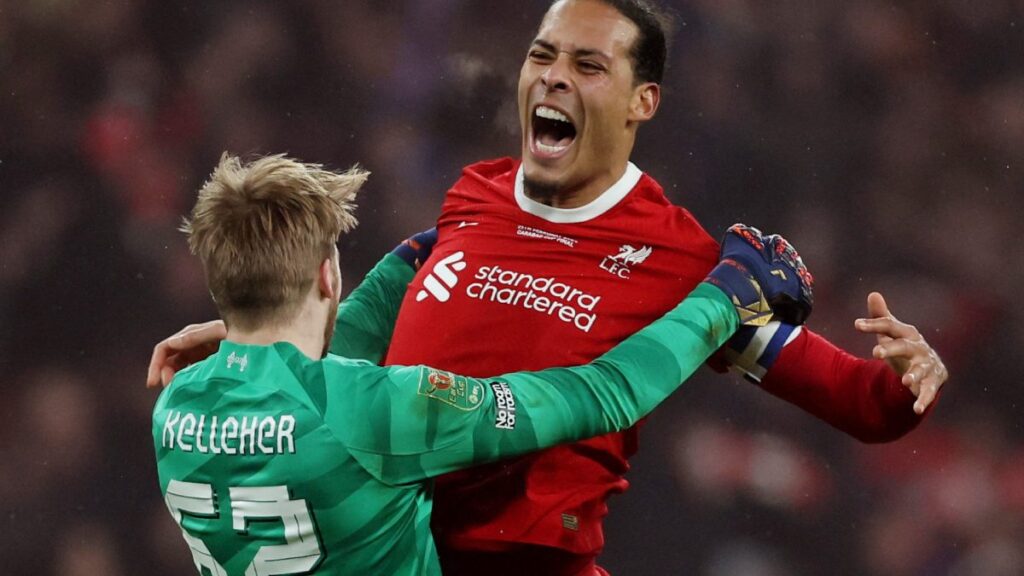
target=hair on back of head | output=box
[181,152,366,331]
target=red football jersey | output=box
[385,157,718,556]
[384,157,921,564]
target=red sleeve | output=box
[760,329,931,443]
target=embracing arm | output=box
[329,253,415,362]
[342,225,813,484]
[343,282,739,484]
[330,228,437,362]
[145,229,438,387]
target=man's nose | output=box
[540,54,572,92]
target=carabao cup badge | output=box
[418,368,484,411]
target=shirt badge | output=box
[418,368,483,411]
[599,244,653,279]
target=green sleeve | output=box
[341,282,738,485]
[329,253,415,363]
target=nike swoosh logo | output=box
[457,221,479,228]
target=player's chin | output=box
[522,162,568,196]
[523,148,576,184]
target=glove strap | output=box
[724,322,802,383]
[705,259,774,327]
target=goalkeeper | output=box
[153,153,813,575]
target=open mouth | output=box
[531,105,577,157]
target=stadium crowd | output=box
[0,0,1021,574]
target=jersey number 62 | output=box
[165,480,322,575]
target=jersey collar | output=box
[513,162,642,224]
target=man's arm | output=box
[147,321,227,388]
[340,225,813,484]
[145,229,436,387]
[726,292,946,443]
[329,253,415,362]
[330,228,437,362]
[342,282,739,485]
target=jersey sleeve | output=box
[759,328,927,443]
[337,282,738,485]
[329,253,415,363]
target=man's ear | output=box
[318,258,339,300]
[629,82,660,123]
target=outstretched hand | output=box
[855,292,947,415]
[146,320,227,388]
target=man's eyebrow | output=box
[531,39,612,61]
[531,39,557,52]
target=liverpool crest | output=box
[600,244,653,279]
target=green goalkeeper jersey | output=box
[153,282,736,575]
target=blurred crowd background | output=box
[1,0,1021,574]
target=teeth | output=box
[536,142,569,154]
[536,106,570,124]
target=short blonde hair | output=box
[182,153,365,330]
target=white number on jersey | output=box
[165,480,323,575]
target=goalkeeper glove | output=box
[391,227,438,271]
[705,224,814,327]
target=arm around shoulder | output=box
[330,228,438,362]
[330,253,416,362]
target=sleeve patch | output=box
[417,368,484,411]
[489,381,517,430]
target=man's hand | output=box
[705,224,815,327]
[855,292,947,415]
[146,320,227,388]
[391,227,438,270]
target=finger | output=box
[873,338,922,360]
[855,318,893,343]
[900,362,931,396]
[913,374,943,415]
[932,360,949,386]
[147,342,171,388]
[171,324,214,351]
[148,321,226,388]
[147,323,203,387]
[856,316,918,340]
[161,365,176,388]
[161,350,195,387]
[866,292,891,319]
[864,292,898,346]
[160,351,192,385]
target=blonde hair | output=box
[181,153,365,330]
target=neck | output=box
[226,301,328,361]
[524,161,629,209]
[525,174,611,208]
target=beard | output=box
[523,175,563,204]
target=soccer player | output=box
[154,152,812,575]
[149,1,947,574]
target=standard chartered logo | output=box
[416,254,602,333]
[417,252,468,302]
[467,265,602,333]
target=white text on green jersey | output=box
[161,411,296,455]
